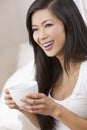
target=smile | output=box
[42,41,54,51]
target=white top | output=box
[49,60,87,130]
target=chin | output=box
[45,53,55,57]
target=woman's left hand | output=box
[20,93,58,117]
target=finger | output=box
[4,94,12,99]
[21,97,46,106]
[21,104,44,113]
[8,104,18,109]
[5,99,15,105]
[26,109,42,114]
[26,93,46,99]
[20,106,40,114]
[4,89,10,94]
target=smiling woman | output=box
[4,0,87,130]
[32,9,65,57]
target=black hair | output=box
[26,0,87,130]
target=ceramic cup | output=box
[8,81,38,106]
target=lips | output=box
[42,41,54,51]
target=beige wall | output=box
[0,0,34,93]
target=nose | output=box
[38,29,48,41]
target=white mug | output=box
[8,81,38,106]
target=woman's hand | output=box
[4,90,59,118]
[4,89,19,110]
[20,93,59,117]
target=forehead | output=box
[31,9,58,25]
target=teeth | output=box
[43,41,53,47]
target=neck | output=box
[56,55,64,69]
[56,55,81,74]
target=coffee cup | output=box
[8,81,38,106]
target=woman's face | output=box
[31,9,65,58]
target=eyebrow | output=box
[32,19,52,27]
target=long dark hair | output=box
[26,0,87,129]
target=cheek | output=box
[33,33,37,42]
[33,33,40,46]
[53,28,65,42]
[33,34,36,41]
[52,28,61,36]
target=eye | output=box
[45,23,53,28]
[32,28,38,33]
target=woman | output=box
[4,0,87,130]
